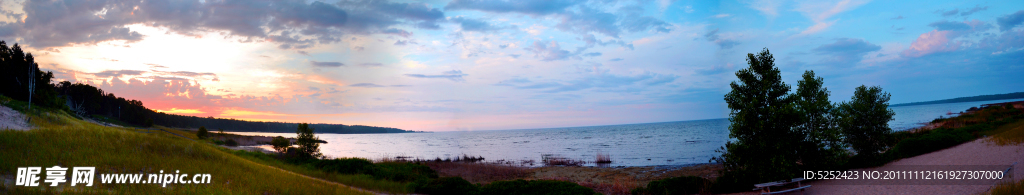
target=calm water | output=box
[234,99,1023,167]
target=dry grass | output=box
[542,154,586,166]
[422,162,531,184]
[987,119,1024,146]
[595,153,612,164]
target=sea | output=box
[233,98,1024,167]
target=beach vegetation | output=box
[478,179,599,195]
[630,176,710,195]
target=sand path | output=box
[0,105,31,131]
[803,138,1024,195]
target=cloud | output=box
[793,0,871,36]
[743,0,782,19]
[609,58,623,62]
[350,83,386,88]
[382,28,413,38]
[394,40,408,45]
[901,30,957,57]
[812,38,881,66]
[997,11,1024,32]
[891,15,904,20]
[93,70,146,78]
[310,61,345,67]
[404,70,468,81]
[496,71,678,93]
[712,14,731,18]
[937,9,960,17]
[556,6,670,38]
[359,63,383,67]
[960,5,988,16]
[1,0,446,49]
[444,0,581,15]
[450,16,503,32]
[582,52,601,57]
[929,20,972,31]
[525,40,572,61]
[704,29,740,49]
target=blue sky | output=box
[1,0,1022,131]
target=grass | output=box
[987,119,1024,146]
[229,150,415,194]
[0,97,370,194]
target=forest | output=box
[0,40,414,134]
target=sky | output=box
[0,0,1022,131]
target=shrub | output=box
[415,177,480,195]
[367,162,438,182]
[480,179,599,195]
[271,136,290,153]
[890,129,970,159]
[224,139,238,147]
[313,158,373,174]
[631,176,710,195]
[196,126,209,139]
[213,140,225,145]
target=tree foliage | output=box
[837,85,895,158]
[296,123,322,159]
[714,49,896,188]
[271,136,290,153]
[794,70,846,170]
[715,48,803,184]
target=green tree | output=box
[837,85,895,159]
[793,70,847,170]
[197,126,209,139]
[271,136,290,153]
[714,48,803,185]
[296,123,322,159]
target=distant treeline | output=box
[149,115,413,134]
[891,92,1024,107]
[0,40,414,134]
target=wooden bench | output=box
[753,178,811,195]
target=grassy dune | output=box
[0,98,369,194]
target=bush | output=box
[313,158,373,174]
[631,176,710,195]
[196,126,209,139]
[415,177,480,195]
[213,140,224,145]
[271,136,290,153]
[225,139,238,147]
[480,179,599,195]
[367,162,438,182]
[890,129,970,159]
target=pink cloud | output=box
[901,30,959,57]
